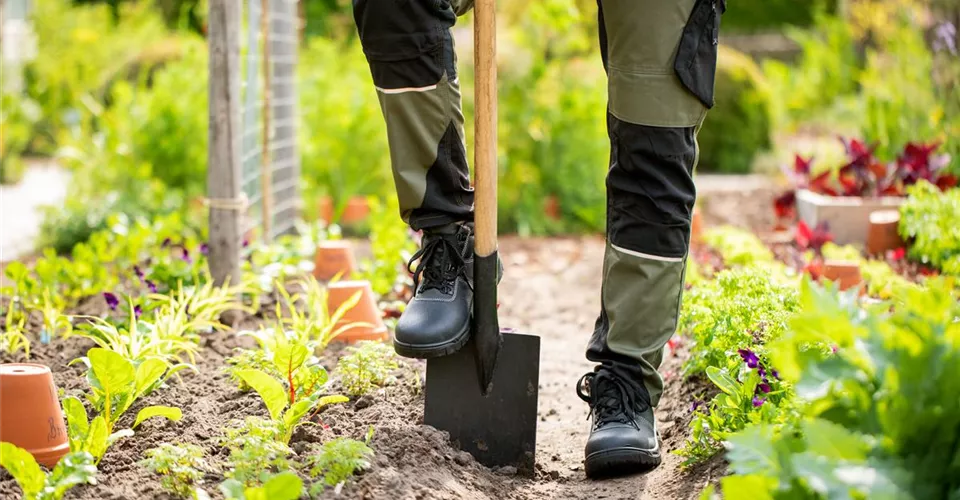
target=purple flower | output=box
[133,265,145,279]
[771,369,780,380]
[831,345,839,354]
[690,399,704,412]
[103,292,119,311]
[737,349,760,369]
[181,247,192,263]
[933,22,957,55]
[752,396,766,408]
[145,279,158,293]
[758,365,767,380]
[757,382,772,394]
[200,243,209,255]
[161,237,172,248]
[134,305,143,319]
[242,238,250,248]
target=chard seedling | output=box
[0,442,97,500]
[63,348,183,462]
[1,301,31,357]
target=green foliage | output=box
[336,341,400,397]
[1,302,32,357]
[64,348,182,462]
[140,443,208,498]
[0,442,97,500]
[306,431,375,494]
[220,418,293,487]
[899,183,960,274]
[701,226,778,268]
[680,266,799,377]
[219,471,303,500]
[298,38,392,213]
[0,88,41,185]
[724,278,960,499]
[355,197,416,297]
[697,47,773,174]
[720,0,838,33]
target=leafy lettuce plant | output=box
[720,278,960,499]
[899,182,960,275]
[63,348,183,462]
[0,442,97,500]
[701,226,779,269]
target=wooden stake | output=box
[207,0,242,288]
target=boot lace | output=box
[407,231,467,295]
[576,369,651,429]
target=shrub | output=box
[697,46,773,174]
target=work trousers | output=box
[352,0,724,406]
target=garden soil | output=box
[1,237,725,500]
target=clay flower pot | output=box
[318,196,335,224]
[340,197,370,225]
[326,280,389,343]
[0,363,70,468]
[866,210,904,256]
[821,260,863,292]
[314,240,357,281]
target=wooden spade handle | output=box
[474,0,497,257]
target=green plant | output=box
[701,226,778,269]
[272,276,367,350]
[900,182,960,274]
[140,443,209,498]
[1,302,31,357]
[219,471,303,500]
[336,341,400,397]
[306,429,375,495]
[0,88,41,185]
[720,0,838,33]
[721,277,960,499]
[0,442,97,500]
[697,46,773,174]
[63,348,183,462]
[219,418,292,487]
[230,334,349,444]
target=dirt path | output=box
[0,160,70,262]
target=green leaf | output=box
[45,451,98,499]
[789,451,850,498]
[317,395,349,407]
[262,471,303,500]
[85,415,109,461]
[88,348,135,395]
[236,369,288,420]
[219,478,247,500]
[0,442,45,496]
[273,342,310,380]
[134,358,169,397]
[107,429,135,446]
[282,399,315,435]
[802,419,868,461]
[62,396,90,452]
[133,406,183,429]
[795,356,857,402]
[724,425,780,476]
[719,474,776,499]
[707,366,741,403]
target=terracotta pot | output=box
[326,280,389,343]
[821,260,863,292]
[0,364,70,468]
[340,197,370,225]
[866,210,904,256]
[314,240,357,281]
[544,196,561,220]
[318,196,334,224]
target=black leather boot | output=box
[394,223,475,358]
[576,367,660,478]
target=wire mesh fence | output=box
[208,0,301,285]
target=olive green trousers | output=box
[352,0,724,406]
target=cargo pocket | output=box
[361,29,446,90]
[673,0,725,109]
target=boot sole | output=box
[393,321,471,359]
[584,447,661,479]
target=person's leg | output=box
[352,0,478,358]
[576,0,724,478]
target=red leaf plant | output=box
[773,137,956,220]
